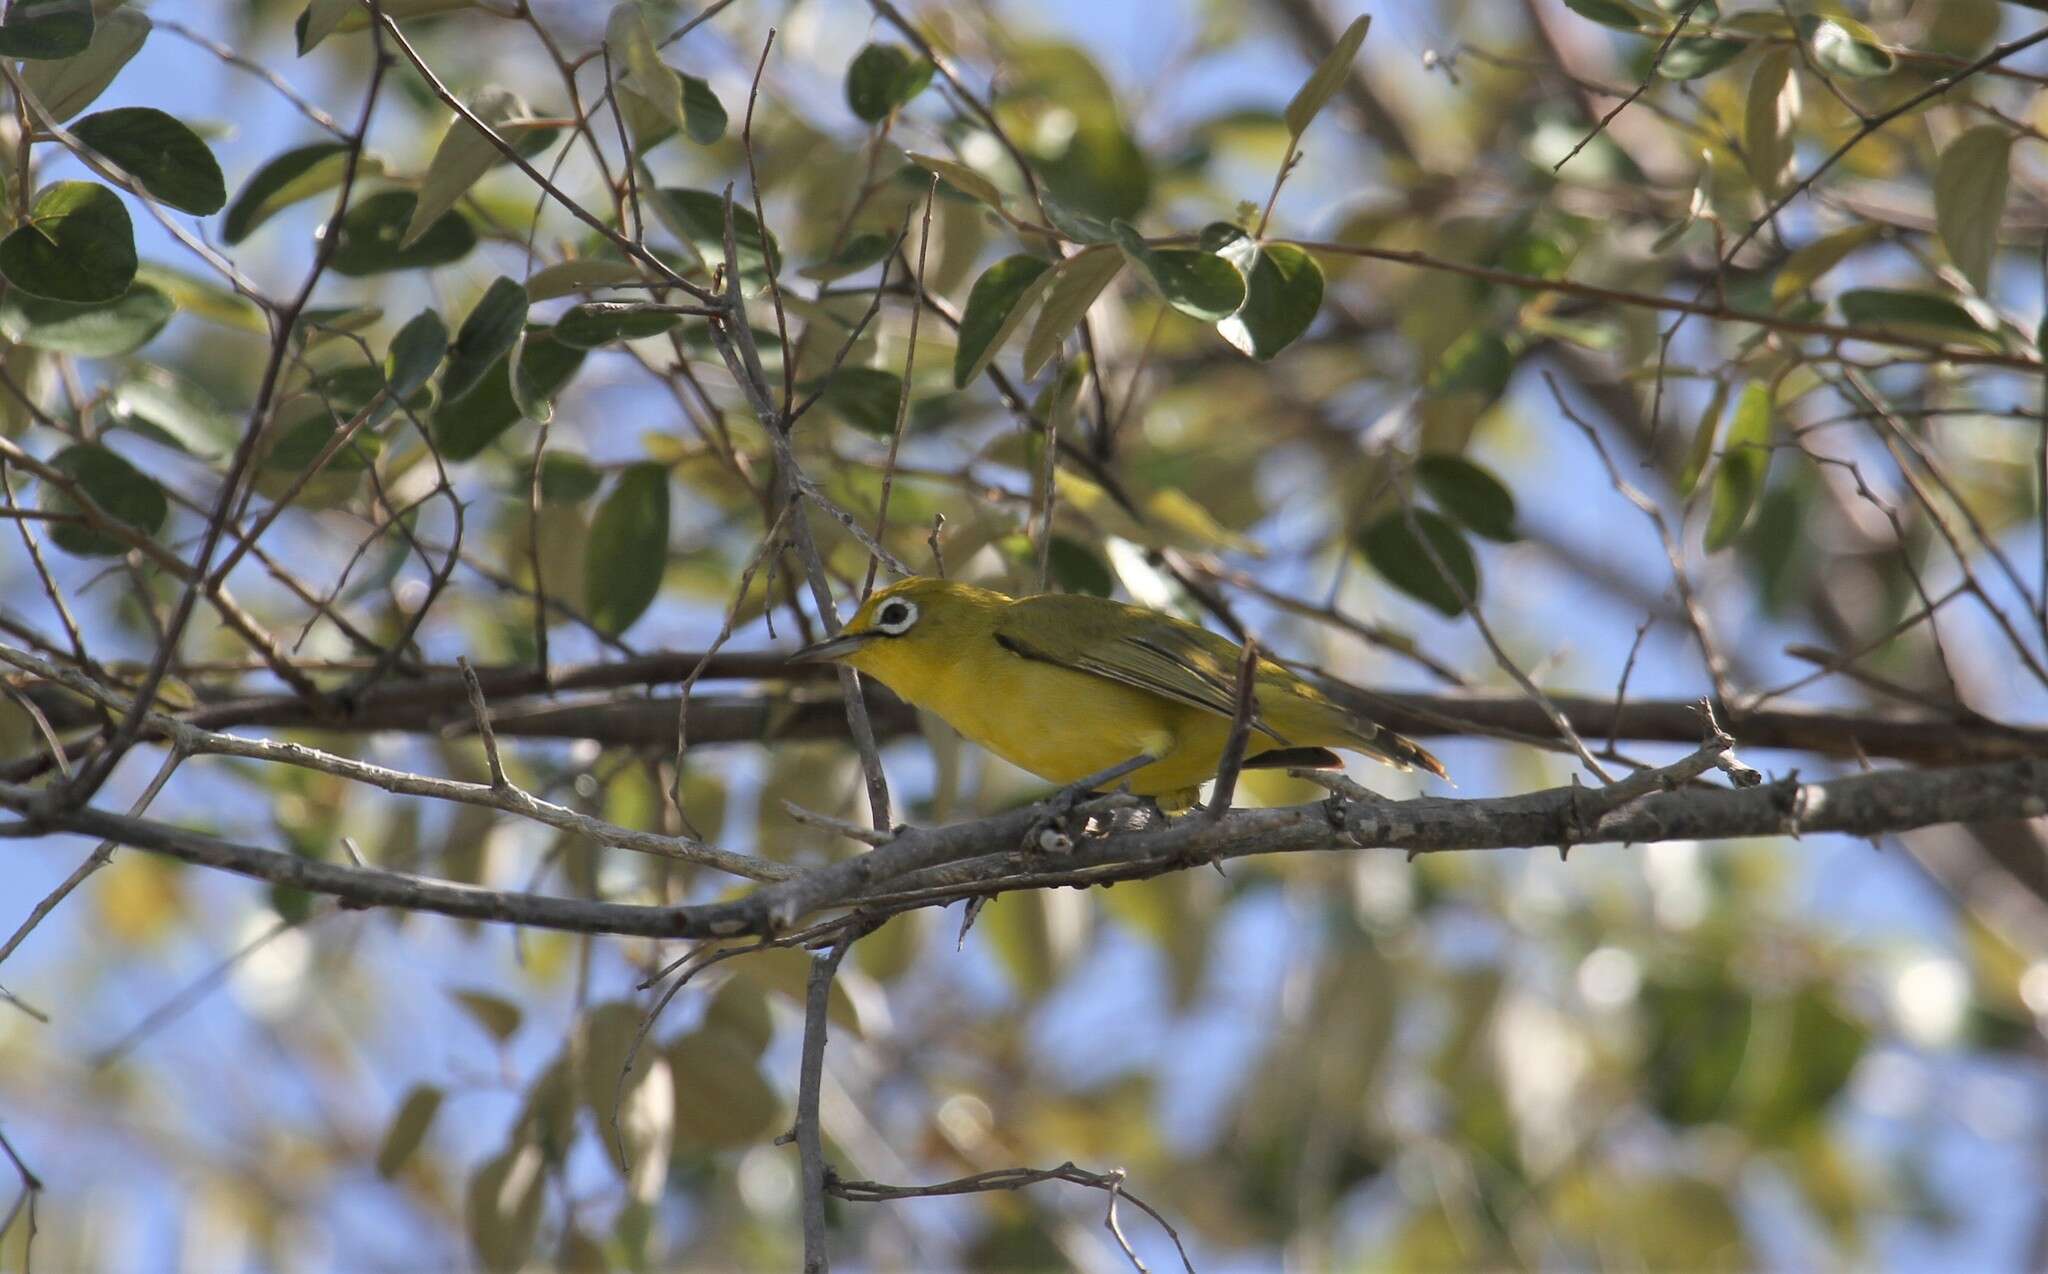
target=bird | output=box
[789,576,1447,808]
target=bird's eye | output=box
[875,599,918,634]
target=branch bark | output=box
[7,759,2042,941]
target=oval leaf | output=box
[1837,287,1997,345]
[1416,454,1517,542]
[1770,223,1883,304]
[0,181,135,303]
[653,187,779,288]
[953,254,1055,387]
[222,142,383,245]
[69,107,225,215]
[1023,246,1123,377]
[585,462,670,635]
[1215,238,1324,361]
[846,43,933,123]
[432,327,584,460]
[1561,0,1655,27]
[110,365,237,458]
[554,301,684,349]
[329,189,476,276]
[1805,15,1895,79]
[20,6,148,122]
[1742,49,1800,198]
[1704,380,1772,551]
[387,307,450,405]
[1356,508,1478,616]
[376,1084,444,1179]
[798,231,894,283]
[1658,36,1745,80]
[0,282,170,356]
[0,0,92,60]
[406,88,526,249]
[806,365,904,436]
[1935,124,2011,296]
[1114,222,1245,322]
[904,152,1007,214]
[1284,13,1370,138]
[443,277,528,403]
[43,443,168,557]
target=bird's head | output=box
[787,576,1007,685]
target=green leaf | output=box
[1023,246,1123,377]
[1357,508,1478,616]
[1770,223,1883,304]
[432,327,584,459]
[1048,536,1113,596]
[109,365,236,458]
[0,0,91,60]
[1742,49,1799,198]
[297,0,479,49]
[1935,124,2011,296]
[904,152,1007,215]
[1214,236,1324,360]
[952,254,1055,388]
[20,6,147,122]
[388,308,449,401]
[1704,380,1771,551]
[1560,0,1653,27]
[554,301,684,349]
[466,1144,545,1274]
[585,462,670,635]
[222,142,384,245]
[69,107,226,215]
[442,277,528,403]
[329,190,477,276]
[524,257,644,300]
[807,366,903,436]
[1416,454,1517,542]
[1804,15,1894,79]
[1837,287,1996,344]
[845,43,933,123]
[0,181,134,303]
[43,443,167,557]
[538,452,602,504]
[137,261,265,333]
[1679,379,1730,495]
[678,73,727,146]
[0,282,169,356]
[509,326,585,424]
[1114,221,1244,322]
[406,88,526,249]
[452,989,522,1041]
[1428,329,1514,398]
[376,1084,444,1179]
[1284,14,1369,138]
[653,187,779,289]
[798,232,895,283]
[1658,37,1745,80]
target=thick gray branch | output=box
[6,760,2043,941]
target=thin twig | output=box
[865,177,939,598]
[797,927,861,1273]
[1204,639,1261,824]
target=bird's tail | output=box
[1355,723,1451,783]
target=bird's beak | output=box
[787,631,875,665]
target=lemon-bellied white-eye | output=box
[791,577,1446,807]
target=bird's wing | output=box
[992,596,1290,742]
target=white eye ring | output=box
[874,599,919,635]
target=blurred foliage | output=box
[2,0,2047,1270]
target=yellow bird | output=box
[790,576,1447,806]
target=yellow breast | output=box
[885,637,1248,799]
